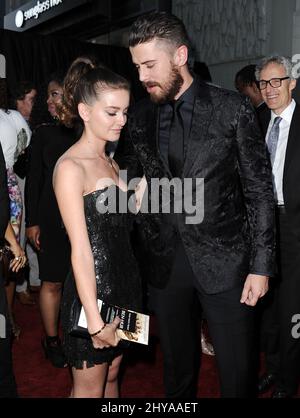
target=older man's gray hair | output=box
[255,55,295,81]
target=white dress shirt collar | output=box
[270,99,295,125]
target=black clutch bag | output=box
[69,297,90,339]
[69,297,138,339]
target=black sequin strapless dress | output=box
[61,186,142,369]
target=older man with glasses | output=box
[256,55,300,398]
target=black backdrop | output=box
[0,28,145,101]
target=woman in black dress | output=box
[53,58,142,398]
[25,75,77,367]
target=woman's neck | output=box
[80,133,106,159]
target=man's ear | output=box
[290,78,297,92]
[78,103,91,122]
[174,45,188,67]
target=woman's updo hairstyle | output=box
[60,56,130,128]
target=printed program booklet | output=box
[75,299,150,345]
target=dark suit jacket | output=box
[115,79,275,293]
[256,102,271,135]
[263,103,300,239]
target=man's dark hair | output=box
[10,80,36,106]
[129,11,190,50]
[235,64,258,87]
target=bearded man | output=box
[115,11,275,398]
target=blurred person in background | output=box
[0,78,31,338]
[235,64,270,132]
[25,73,77,368]
[0,141,17,398]
[10,81,39,302]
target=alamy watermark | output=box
[0,314,6,339]
[0,54,6,78]
[94,171,205,225]
[291,314,300,339]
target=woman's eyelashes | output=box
[106,111,128,117]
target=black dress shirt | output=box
[159,79,198,175]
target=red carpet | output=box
[12,295,299,398]
[12,295,219,398]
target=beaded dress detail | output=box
[61,185,142,369]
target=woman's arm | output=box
[53,158,120,348]
[1,143,25,272]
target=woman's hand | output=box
[26,225,41,250]
[91,317,121,349]
[9,242,26,272]
[4,222,27,272]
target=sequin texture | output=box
[61,185,142,369]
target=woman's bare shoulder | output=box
[56,153,82,172]
[53,151,85,186]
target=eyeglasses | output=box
[258,77,290,90]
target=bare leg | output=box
[39,281,62,336]
[72,362,109,398]
[104,354,123,398]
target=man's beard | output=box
[143,65,184,104]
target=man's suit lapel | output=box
[284,104,300,176]
[155,108,172,177]
[183,80,213,176]
[131,102,168,178]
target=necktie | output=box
[267,116,282,166]
[168,100,184,177]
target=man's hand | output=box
[26,225,41,250]
[240,274,269,306]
